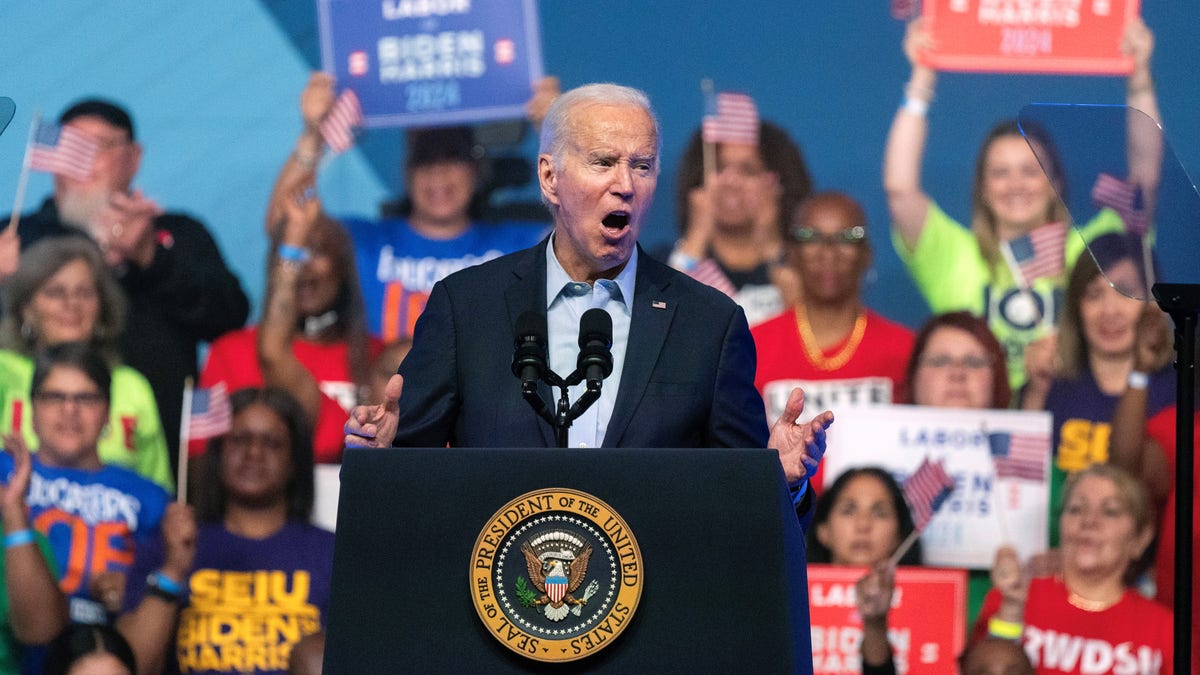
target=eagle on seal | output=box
[521,541,593,621]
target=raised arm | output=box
[1,435,68,644]
[266,72,337,239]
[257,187,324,423]
[1108,305,1172,503]
[1123,18,1162,210]
[116,502,196,675]
[883,18,937,251]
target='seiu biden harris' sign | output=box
[317,0,544,128]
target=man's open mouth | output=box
[602,212,630,229]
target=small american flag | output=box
[187,382,232,440]
[902,457,956,531]
[688,258,738,298]
[702,92,759,146]
[320,88,364,154]
[1006,221,1067,283]
[28,120,98,180]
[988,431,1048,482]
[1091,173,1149,237]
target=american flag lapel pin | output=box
[652,300,667,310]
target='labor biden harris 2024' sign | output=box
[318,0,544,128]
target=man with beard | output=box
[2,99,249,470]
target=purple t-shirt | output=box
[172,521,335,675]
[1044,367,1173,544]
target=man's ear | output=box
[537,154,559,206]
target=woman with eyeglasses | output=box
[883,17,1160,392]
[2,341,196,674]
[0,237,171,492]
[900,311,1011,628]
[172,387,333,675]
[902,311,1011,411]
[753,192,914,490]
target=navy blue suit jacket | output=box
[393,239,769,449]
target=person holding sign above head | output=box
[344,82,834,512]
[972,464,1171,673]
[753,192,915,491]
[267,73,557,344]
[807,467,922,675]
[883,17,1161,392]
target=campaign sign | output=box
[921,0,1140,74]
[821,405,1051,568]
[808,565,967,675]
[317,0,544,128]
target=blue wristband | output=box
[4,529,34,550]
[277,244,312,263]
[148,571,184,596]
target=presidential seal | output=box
[470,488,643,662]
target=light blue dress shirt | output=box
[544,236,636,448]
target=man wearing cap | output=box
[267,72,550,343]
[4,98,250,465]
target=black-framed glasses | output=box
[33,390,106,408]
[789,225,866,246]
[918,354,992,371]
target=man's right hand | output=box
[344,374,403,448]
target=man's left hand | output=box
[768,386,834,485]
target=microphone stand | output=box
[518,368,603,448]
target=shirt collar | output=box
[544,234,638,310]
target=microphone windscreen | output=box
[514,311,547,346]
[578,308,613,348]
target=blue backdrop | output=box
[0,1,1196,331]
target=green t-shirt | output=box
[893,202,1122,391]
[0,350,173,492]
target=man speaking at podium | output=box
[344,83,832,506]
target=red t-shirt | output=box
[752,309,914,490]
[193,327,383,464]
[973,576,1172,674]
[1146,405,1199,673]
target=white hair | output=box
[538,83,661,168]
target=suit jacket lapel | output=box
[504,237,556,447]
[603,247,675,447]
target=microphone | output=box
[577,308,613,389]
[511,311,548,388]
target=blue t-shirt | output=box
[172,521,335,675]
[0,453,168,616]
[345,217,547,341]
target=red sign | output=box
[808,565,967,674]
[921,0,1140,74]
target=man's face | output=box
[539,102,658,282]
[53,115,141,225]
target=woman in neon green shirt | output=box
[0,237,172,492]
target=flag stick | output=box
[178,377,193,504]
[887,528,921,569]
[8,111,41,234]
[700,78,717,185]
